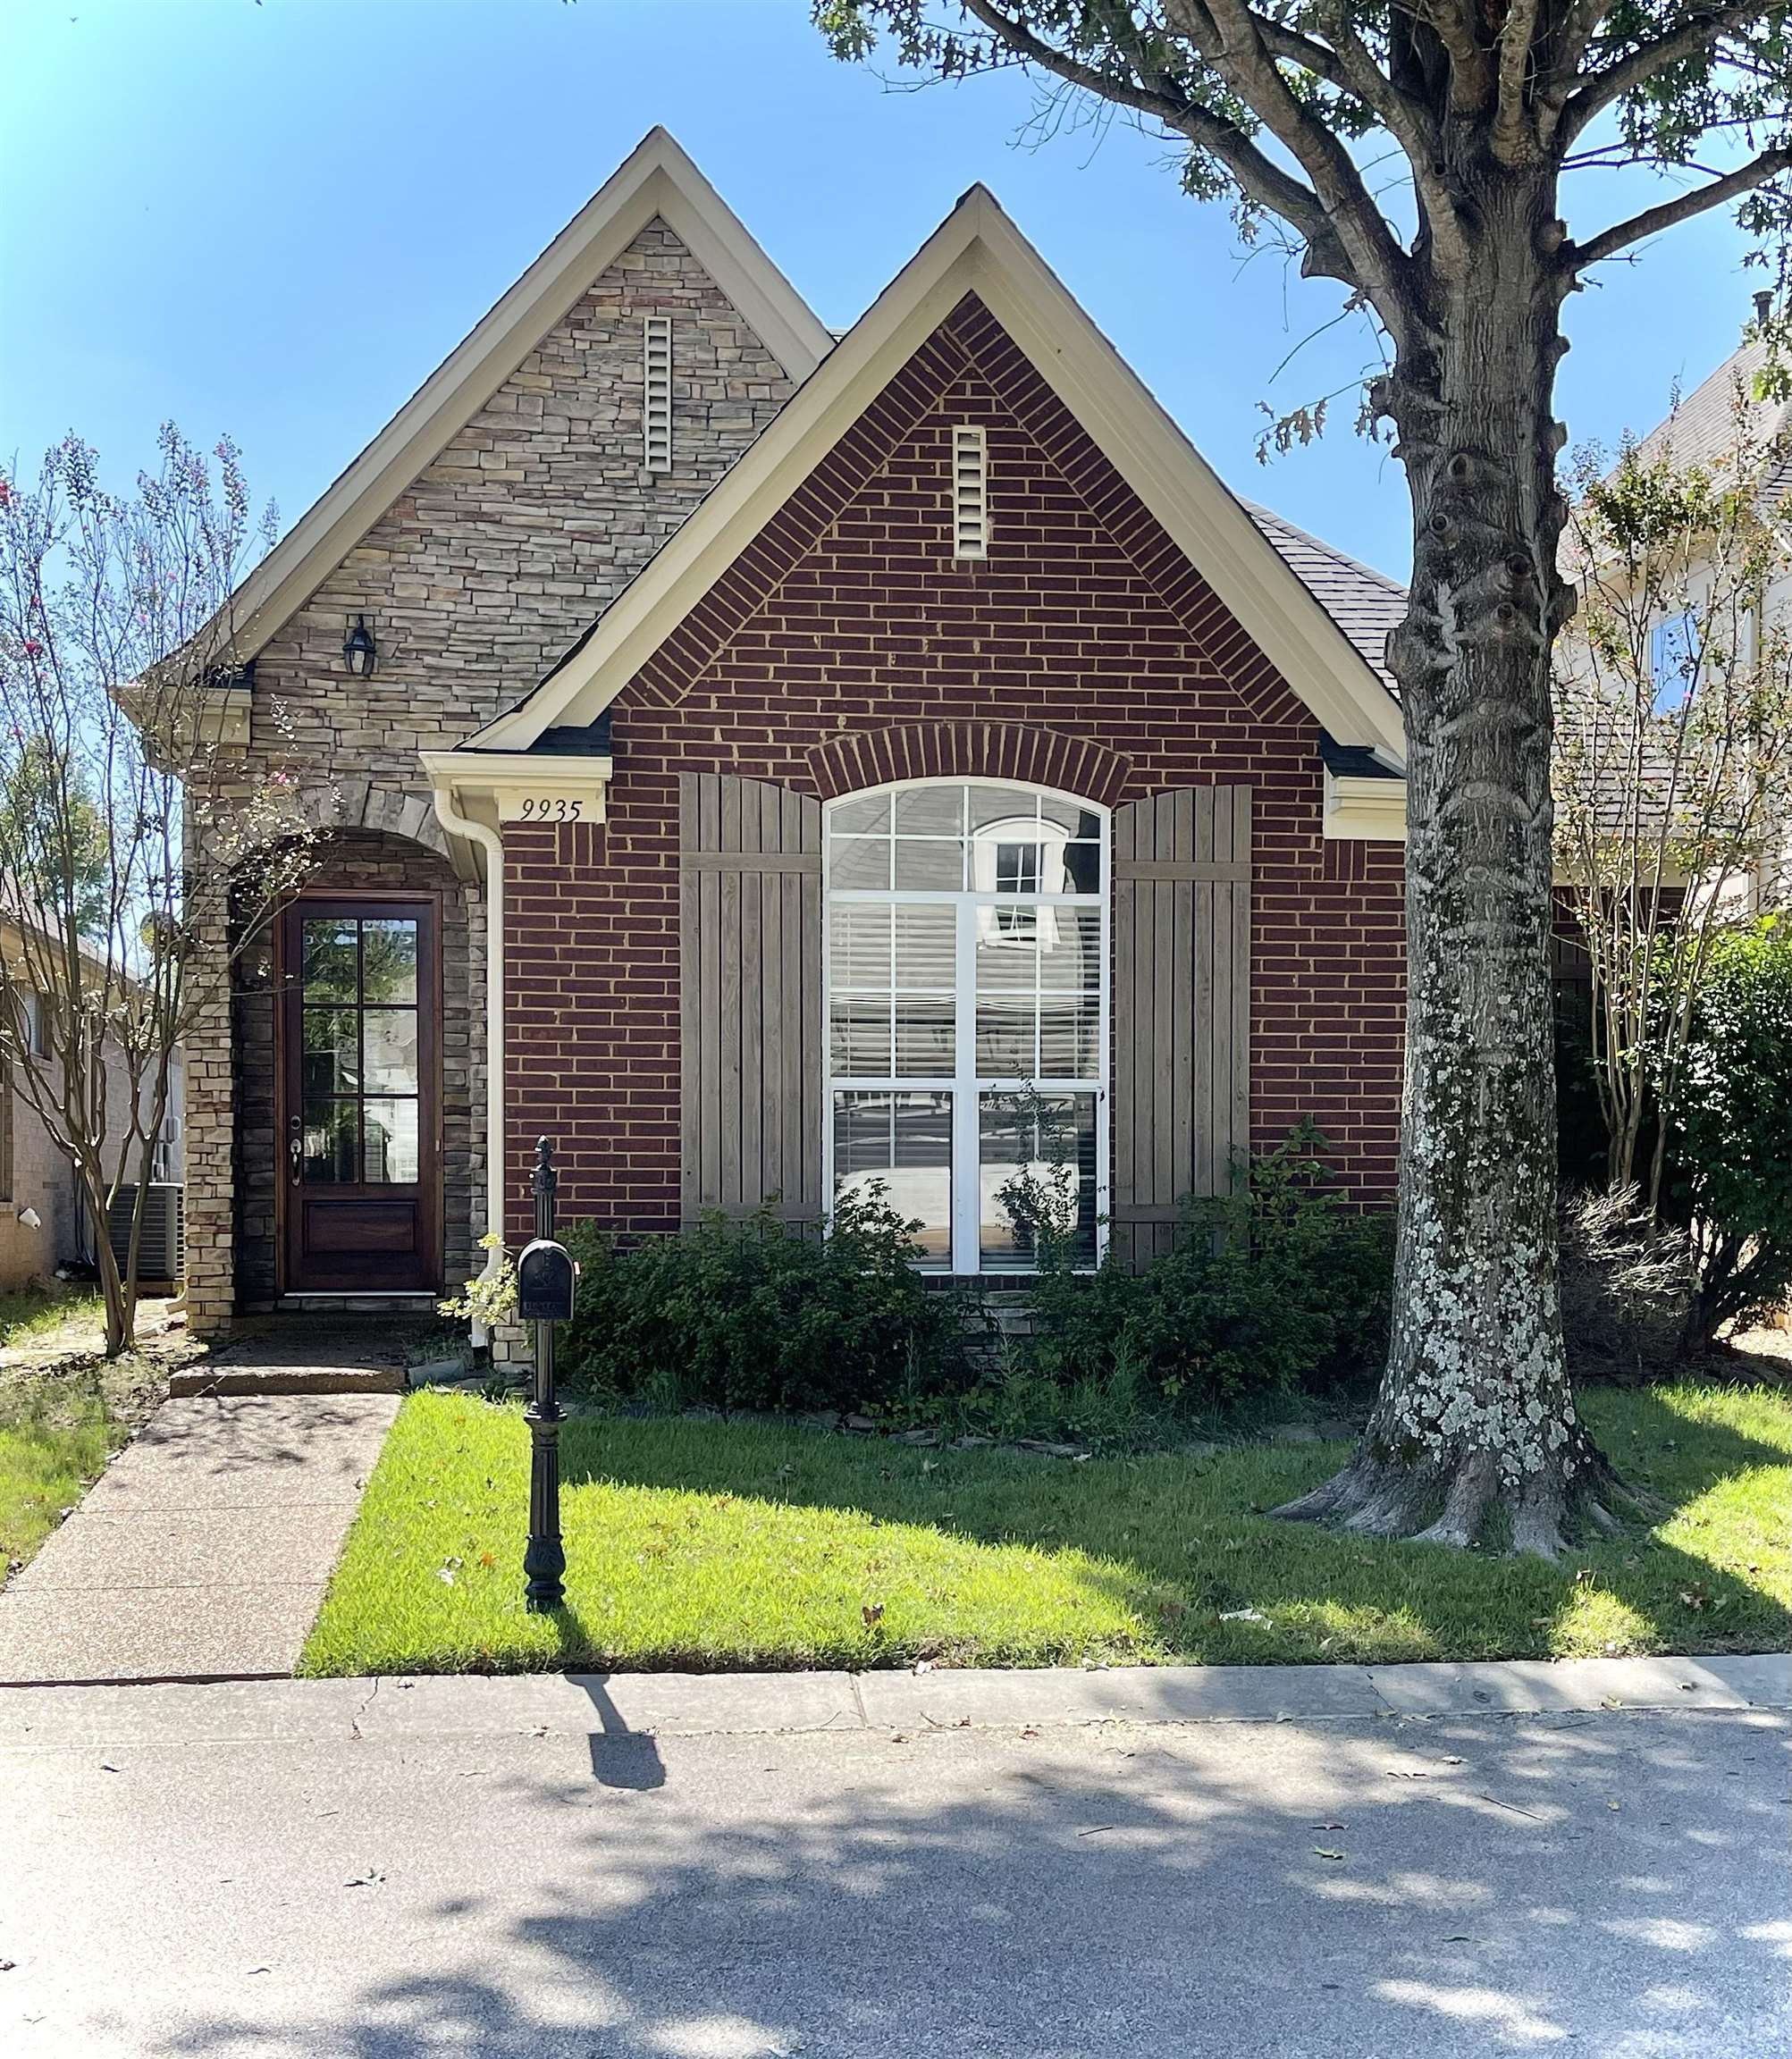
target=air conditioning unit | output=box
[107,1182,185,1288]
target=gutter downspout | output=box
[429,781,505,1345]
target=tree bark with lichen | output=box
[1278,179,1613,1553]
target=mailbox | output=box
[516,1238,576,1324]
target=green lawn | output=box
[299,1382,1791,1677]
[0,1284,108,1355]
[0,1360,148,1575]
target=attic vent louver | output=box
[953,424,989,559]
[644,315,673,473]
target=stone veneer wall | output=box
[183,221,797,1334]
[499,294,1409,1242]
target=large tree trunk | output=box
[1278,172,1620,1557]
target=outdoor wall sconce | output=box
[343,614,377,677]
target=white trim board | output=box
[1324,769,1409,842]
[465,185,1409,768]
[219,130,832,665]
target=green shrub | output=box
[1011,1125,1393,1420]
[557,1185,974,1415]
[1662,916,1792,1337]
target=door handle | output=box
[288,1114,303,1186]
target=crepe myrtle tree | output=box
[1555,408,1792,1214]
[820,0,1792,1553]
[0,427,319,1355]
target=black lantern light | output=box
[343,614,377,677]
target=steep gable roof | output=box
[465,187,1408,768]
[219,130,832,663]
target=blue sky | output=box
[1,0,1763,581]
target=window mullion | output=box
[953,895,979,1273]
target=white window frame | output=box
[822,777,1110,1275]
[1651,607,1701,713]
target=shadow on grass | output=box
[548,1380,1792,1666]
[134,1706,1792,2059]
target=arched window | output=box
[825,779,1108,1273]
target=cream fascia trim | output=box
[1324,769,1408,841]
[468,187,1408,767]
[218,130,831,665]
[419,751,612,847]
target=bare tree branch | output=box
[1163,0,1422,336]
[1493,0,1544,166]
[958,0,1359,282]
[1568,144,1792,270]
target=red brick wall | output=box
[502,294,1405,1240]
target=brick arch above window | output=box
[805,723,1132,809]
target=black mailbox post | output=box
[522,1137,575,1612]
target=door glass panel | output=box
[832,1090,951,1266]
[362,1009,419,1095]
[302,1097,358,1182]
[360,920,418,1005]
[363,1099,419,1184]
[301,1008,358,1097]
[301,920,358,1004]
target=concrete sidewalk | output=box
[1,1649,1785,1749]
[0,1391,398,1685]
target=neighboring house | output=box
[182,129,1413,1335]
[1556,310,1792,914]
[0,918,185,1291]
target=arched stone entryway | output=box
[223,809,481,1314]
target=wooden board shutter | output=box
[1111,786,1252,1268]
[679,772,824,1224]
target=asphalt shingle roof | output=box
[1244,503,1407,694]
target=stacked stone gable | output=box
[186,223,796,1332]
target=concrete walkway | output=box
[0,1391,398,1685]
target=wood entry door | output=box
[280,896,440,1295]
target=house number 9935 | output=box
[514,796,585,822]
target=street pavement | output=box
[2,1658,1788,2058]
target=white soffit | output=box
[469,187,1408,765]
[222,129,832,662]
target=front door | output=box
[280,896,440,1295]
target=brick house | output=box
[183,130,1409,1335]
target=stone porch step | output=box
[168,1364,406,1398]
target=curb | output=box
[0,1651,1785,1752]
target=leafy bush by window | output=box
[1661,917,1792,1338]
[557,1185,975,1415]
[1012,1124,1392,1418]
